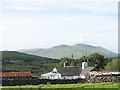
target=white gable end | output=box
[53,68,58,72]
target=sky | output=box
[0,0,118,53]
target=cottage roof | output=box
[41,72,60,76]
[80,67,94,76]
[56,66,82,76]
[0,72,32,77]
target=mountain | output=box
[2,51,56,61]
[2,51,60,76]
[19,43,118,59]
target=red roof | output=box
[0,72,32,77]
[101,71,107,73]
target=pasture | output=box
[1,82,120,90]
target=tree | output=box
[87,53,109,70]
[105,58,120,71]
[57,57,71,67]
[58,53,109,70]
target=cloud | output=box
[4,6,47,11]
[0,0,118,3]
[0,0,118,52]
[1,0,118,14]
[1,12,117,50]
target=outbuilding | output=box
[0,72,32,80]
[41,62,94,79]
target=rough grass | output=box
[42,63,58,66]
[12,66,38,68]
[1,82,119,90]
[42,82,119,88]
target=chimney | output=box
[70,54,74,66]
[64,61,67,67]
[82,62,88,69]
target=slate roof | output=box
[41,72,60,76]
[56,66,82,76]
[80,67,94,76]
[0,72,32,77]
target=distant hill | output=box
[2,51,60,76]
[19,43,118,59]
[2,51,57,61]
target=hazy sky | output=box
[0,0,118,53]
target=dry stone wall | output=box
[88,76,120,83]
[1,76,120,86]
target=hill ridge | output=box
[19,43,117,59]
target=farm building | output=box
[90,71,120,77]
[41,62,94,79]
[108,71,120,76]
[0,71,32,80]
[90,71,112,77]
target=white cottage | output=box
[80,67,94,79]
[41,62,94,79]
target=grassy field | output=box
[42,63,58,66]
[12,66,39,68]
[1,82,120,90]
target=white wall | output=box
[80,76,86,79]
[61,76,80,79]
[53,68,58,72]
[42,75,80,79]
[41,72,61,79]
[50,74,61,79]
[82,62,88,69]
[80,73,90,79]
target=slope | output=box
[19,43,117,59]
[2,51,60,76]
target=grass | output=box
[12,66,38,68]
[42,63,58,66]
[42,82,119,88]
[1,82,120,90]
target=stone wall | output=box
[1,76,120,86]
[88,76,120,83]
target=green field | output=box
[12,66,39,68]
[42,63,58,66]
[2,51,60,76]
[1,82,120,90]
